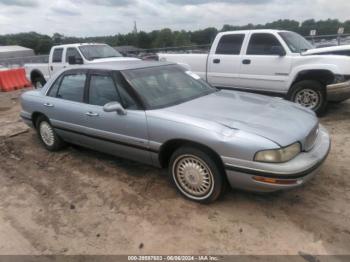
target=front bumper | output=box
[327,80,350,102]
[222,125,330,192]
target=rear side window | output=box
[89,75,120,106]
[215,34,245,55]
[52,48,63,63]
[57,73,86,102]
[247,33,283,55]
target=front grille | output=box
[304,124,319,151]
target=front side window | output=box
[247,33,283,55]
[78,45,122,61]
[216,34,245,55]
[57,73,86,102]
[66,48,83,63]
[52,48,63,63]
[88,75,120,106]
[122,65,216,109]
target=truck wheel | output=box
[169,146,226,204]
[288,80,327,116]
[36,116,65,151]
[33,76,46,89]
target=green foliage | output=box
[0,18,349,54]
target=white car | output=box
[158,29,350,115]
[25,43,139,88]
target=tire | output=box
[36,116,65,151]
[288,80,327,116]
[169,146,226,204]
[33,76,46,89]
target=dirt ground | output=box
[0,89,349,255]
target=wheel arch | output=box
[31,112,48,128]
[158,139,226,172]
[288,69,335,96]
[30,70,45,83]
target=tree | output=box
[153,28,174,48]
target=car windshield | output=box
[78,45,122,60]
[122,65,216,109]
[279,32,314,53]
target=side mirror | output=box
[68,56,83,65]
[103,102,127,115]
[270,46,286,56]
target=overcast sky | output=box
[0,0,349,36]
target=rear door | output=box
[81,70,151,164]
[207,33,245,88]
[42,69,93,139]
[49,47,66,76]
[239,32,292,93]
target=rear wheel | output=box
[288,80,327,116]
[32,76,46,89]
[169,146,225,203]
[36,116,65,151]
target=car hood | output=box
[302,45,350,55]
[164,90,318,147]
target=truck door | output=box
[239,32,292,93]
[49,47,66,77]
[207,33,245,88]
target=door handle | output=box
[85,112,99,117]
[213,58,221,64]
[242,59,251,65]
[50,66,53,71]
[43,103,54,107]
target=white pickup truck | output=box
[25,43,139,88]
[158,29,350,115]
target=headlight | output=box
[254,143,301,163]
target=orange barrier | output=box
[0,68,31,92]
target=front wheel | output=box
[288,80,327,116]
[169,147,226,203]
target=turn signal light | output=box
[253,176,298,185]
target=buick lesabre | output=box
[20,61,331,203]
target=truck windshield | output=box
[78,45,122,60]
[279,32,314,53]
[122,65,216,109]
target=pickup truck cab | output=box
[25,43,139,88]
[158,29,350,115]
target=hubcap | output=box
[35,81,43,89]
[294,89,320,109]
[39,121,55,146]
[173,155,214,199]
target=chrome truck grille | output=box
[304,124,319,151]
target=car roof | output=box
[66,61,177,72]
[218,29,289,35]
[52,43,108,48]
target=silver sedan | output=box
[20,61,331,203]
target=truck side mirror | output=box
[271,46,286,56]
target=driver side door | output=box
[81,70,152,164]
[239,32,292,93]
